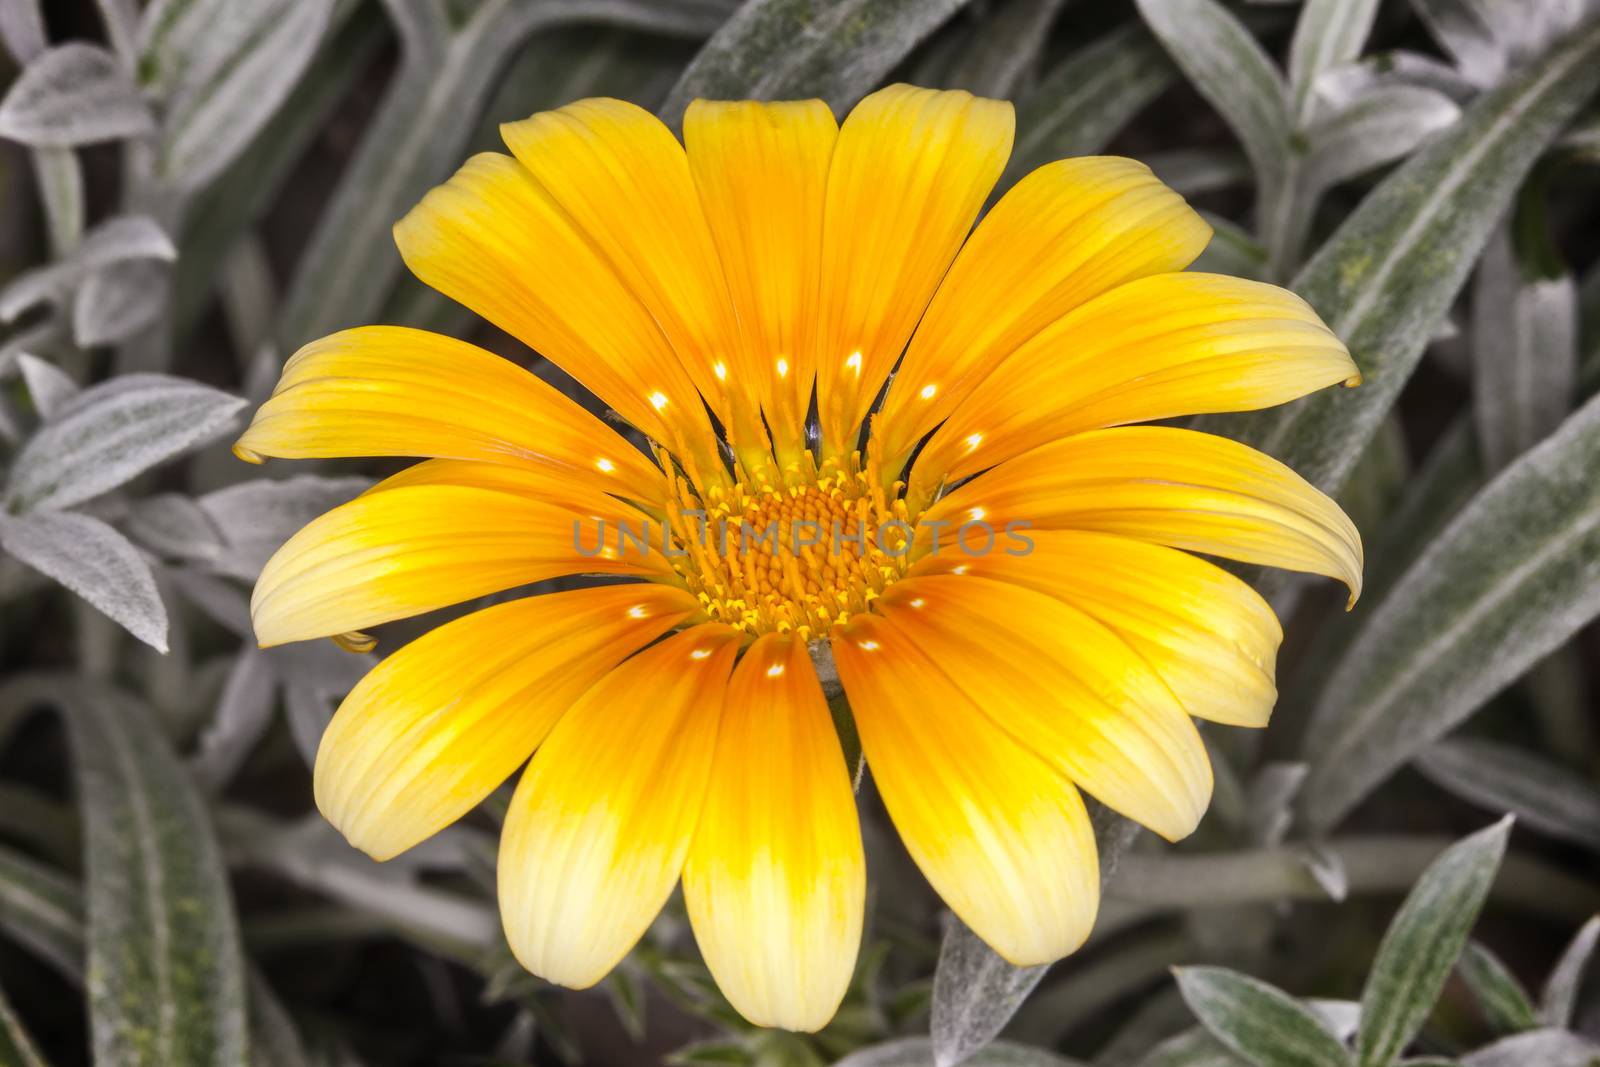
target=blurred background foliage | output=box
[1,0,1599,1064]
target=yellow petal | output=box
[500,99,767,468]
[363,457,654,526]
[832,613,1097,965]
[814,85,1013,457]
[874,158,1211,474]
[499,625,740,988]
[234,326,664,506]
[315,584,698,861]
[911,531,1281,727]
[872,577,1212,841]
[684,633,864,1032]
[251,483,672,647]
[922,427,1363,603]
[684,99,837,467]
[393,152,726,488]
[909,273,1359,503]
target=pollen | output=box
[664,451,915,641]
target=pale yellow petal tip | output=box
[1343,369,1364,388]
[232,439,266,464]
[332,630,377,654]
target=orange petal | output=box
[874,158,1210,474]
[814,85,1013,457]
[234,326,663,506]
[833,613,1097,965]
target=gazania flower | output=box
[238,84,1362,1031]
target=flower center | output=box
[664,452,914,640]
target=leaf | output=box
[1355,817,1512,1067]
[15,352,79,418]
[1416,737,1600,853]
[1470,222,1578,472]
[1412,0,1511,86]
[1313,50,1478,109]
[1134,1026,1248,1067]
[197,475,369,579]
[1201,16,1600,498]
[834,1037,1088,1067]
[143,0,337,192]
[1459,1028,1600,1067]
[935,0,1070,99]
[4,373,245,513]
[661,0,969,120]
[1305,85,1461,191]
[0,510,169,651]
[930,801,1139,1067]
[190,650,278,792]
[0,839,84,981]
[73,259,171,347]
[125,492,226,564]
[0,981,51,1067]
[0,0,48,62]
[55,682,251,1065]
[931,912,1049,1067]
[1538,914,1600,1027]
[247,970,311,1067]
[0,213,175,322]
[1287,0,1382,122]
[1457,942,1538,1034]
[1006,23,1175,182]
[0,42,154,146]
[1135,0,1289,182]
[1174,967,1353,1067]
[1300,394,1600,829]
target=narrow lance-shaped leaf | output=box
[1005,23,1175,184]
[834,1037,1089,1067]
[1459,1028,1600,1067]
[1457,941,1538,1035]
[4,374,245,513]
[936,0,1069,99]
[1286,0,1381,123]
[1416,737,1600,853]
[1202,16,1600,498]
[63,680,250,1065]
[0,510,169,651]
[1355,817,1512,1067]
[661,0,971,121]
[1304,85,1460,192]
[144,0,338,193]
[0,981,50,1067]
[1539,915,1600,1028]
[1471,219,1577,473]
[1134,0,1289,183]
[1300,393,1600,829]
[0,838,84,982]
[0,42,154,146]
[1174,967,1353,1067]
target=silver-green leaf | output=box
[0,510,169,651]
[1300,394,1600,829]
[1354,817,1512,1067]
[1538,914,1600,1028]
[1416,737,1600,853]
[1174,967,1353,1067]
[0,41,154,146]
[64,681,250,1065]
[4,373,246,513]
[661,0,970,121]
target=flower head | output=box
[237,84,1362,1032]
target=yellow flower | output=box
[238,85,1363,1032]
